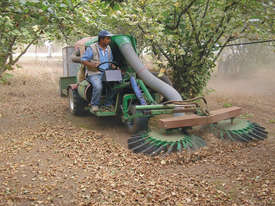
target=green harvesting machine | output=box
[59,34,268,155]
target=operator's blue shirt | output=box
[81,44,113,71]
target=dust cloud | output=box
[208,45,275,97]
[16,57,63,85]
[208,67,275,97]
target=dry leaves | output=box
[0,59,274,206]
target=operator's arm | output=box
[81,47,100,72]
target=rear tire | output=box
[68,88,88,116]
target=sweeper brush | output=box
[128,129,206,155]
[210,119,268,142]
[128,104,268,155]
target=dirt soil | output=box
[0,58,274,206]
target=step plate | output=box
[89,108,116,117]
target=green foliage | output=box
[108,0,275,98]
[0,0,86,76]
[1,0,274,98]
[0,0,119,77]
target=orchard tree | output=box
[0,0,121,80]
[110,0,275,98]
[0,0,86,78]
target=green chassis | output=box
[76,75,176,123]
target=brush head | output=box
[210,119,268,142]
[128,128,206,155]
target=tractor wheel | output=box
[68,88,87,116]
[126,117,148,134]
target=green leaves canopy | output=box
[0,0,83,76]
[0,0,119,77]
[109,0,275,97]
[1,0,274,97]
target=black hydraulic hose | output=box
[118,43,183,102]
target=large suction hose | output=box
[118,43,183,102]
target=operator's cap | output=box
[98,30,113,37]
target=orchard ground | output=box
[0,57,274,205]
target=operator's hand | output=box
[91,60,100,68]
[82,60,100,72]
[111,63,119,70]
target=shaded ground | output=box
[0,58,274,205]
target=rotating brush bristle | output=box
[128,129,206,155]
[210,119,268,142]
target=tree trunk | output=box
[0,67,6,77]
[0,56,9,77]
[0,39,36,77]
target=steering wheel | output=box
[96,61,120,72]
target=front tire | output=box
[68,88,87,115]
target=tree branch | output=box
[166,0,197,30]
[12,38,37,65]
[201,0,210,20]
[206,11,249,58]
[202,2,238,56]
[138,24,177,68]
[213,36,234,62]
[198,0,209,37]
[73,1,83,10]
[8,37,17,65]
[187,11,201,48]
[5,36,17,65]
